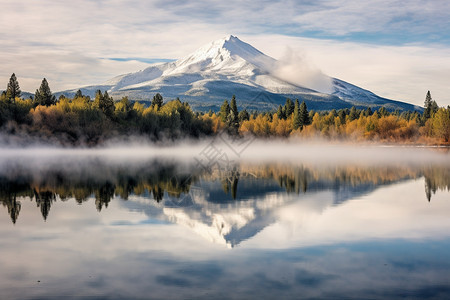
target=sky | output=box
[1,0,449,107]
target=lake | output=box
[0,141,449,299]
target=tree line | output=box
[0,74,212,145]
[1,73,449,144]
[206,91,449,144]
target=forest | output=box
[1,74,449,145]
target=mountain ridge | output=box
[58,35,422,112]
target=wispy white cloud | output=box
[272,47,333,94]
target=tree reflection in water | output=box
[0,159,449,223]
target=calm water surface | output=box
[0,145,449,299]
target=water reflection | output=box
[1,148,450,299]
[1,158,449,244]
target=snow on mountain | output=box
[59,35,421,112]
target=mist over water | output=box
[0,140,449,299]
[0,139,448,169]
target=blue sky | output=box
[1,0,449,106]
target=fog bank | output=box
[0,139,448,170]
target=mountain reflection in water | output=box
[1,146,450,300]
[1,156,449,247]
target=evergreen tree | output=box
[100,91,115,117]
[151,93,163,110]
[34,78,56,106]
[219,100,230,122]
[6,73,21,102]
[74,89,83,99]
[293,99,301,130]
[430,100,439,115]
[238,109,250,122]
[349,106,359,121]
[276,105,285,120]
[424,90,432,120]
[227,95,239,135]
[299,100,310,128]
[93,90,115,117]
[338,109,346,123]
[284,98,294,117]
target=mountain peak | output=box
[171,35,275,74]
[192,34,257,56]
[216,35,265,58]
[222,34,238,41]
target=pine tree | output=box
[299,100,309,128]
[293,99,301,130]
[74,89,83,99]
[100,91,115,117]
[151,93,163,110]
[93,90,115,117]
[430,100,439,116]
[338,109,346,123]
[276,104,285,120]
[219,100,230,122]
[227,95,239,135]
[34,78,56,106]
[349,106,359,121]
[238,109,250,122]
[424,90,432,120]
[6,73,21,102]
[284,98,294,117]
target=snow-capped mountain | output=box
[60,35,421,111]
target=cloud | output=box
[271,47,333,93]
[292,0,450,41]
[0,0,449,106]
